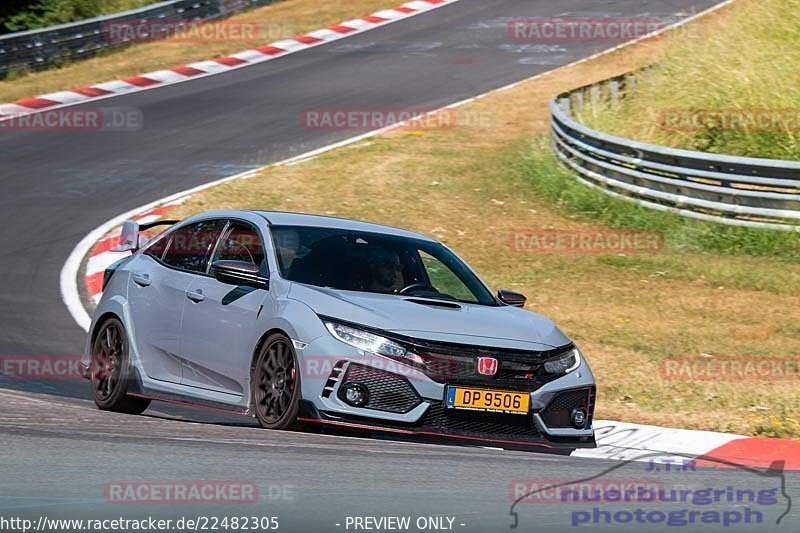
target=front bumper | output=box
[297,335,596,450]
[299,400,596,451]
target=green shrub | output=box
[1,0,160,34]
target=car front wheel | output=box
[252,333,301,429]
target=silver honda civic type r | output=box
[81,210,596,450]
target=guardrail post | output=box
[589,85,601,107]
[608,80,620,106]
[572,90,584,113]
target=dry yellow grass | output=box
[0,0,393,103]
[163,1,800,436]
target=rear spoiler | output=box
[111,219,180,252]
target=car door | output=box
[126,218,225,384]
[179,219,268,397]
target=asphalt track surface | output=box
[4,1,796,531]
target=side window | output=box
[211,221,265,268]
[162,219,226,273]
[143,233,169,261]
[419,250,477,302]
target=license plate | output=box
[445,386,530,415]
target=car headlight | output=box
[324,321,424,365]
[543,347,582,374]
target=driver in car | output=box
[366,249,405,293]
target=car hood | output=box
[288,283,571,350]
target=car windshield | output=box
[271,225,497,306]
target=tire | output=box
[90,317,151,415]
[252,333,301,430]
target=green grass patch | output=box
[513,136,800,260]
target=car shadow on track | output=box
[1,378,573,456]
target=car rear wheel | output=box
[252,333,301,430]
[90,317,150,414]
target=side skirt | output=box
[126,368,252,417]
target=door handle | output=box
[186,289,205,303]
[132,273,151,287]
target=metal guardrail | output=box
[0,0,275,78]
[550,72,800,231]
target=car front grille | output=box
[419,402,541,439]
[400,338,575,390]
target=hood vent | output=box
[405,298,462,309]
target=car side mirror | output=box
[497,289,526,308]
[210,260,269,289]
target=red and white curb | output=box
[0,0,459,121]
[581,420,800,470]
[63,0,799,468]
